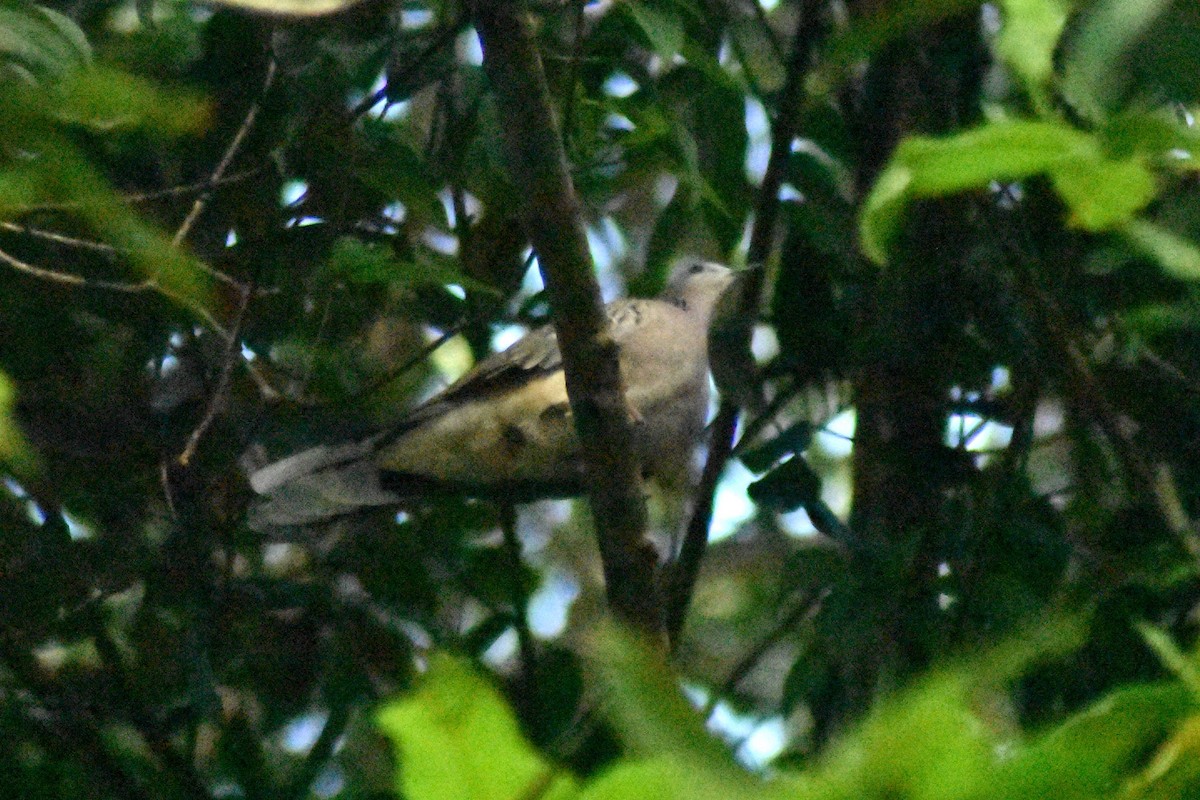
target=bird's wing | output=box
[396,298,650,421]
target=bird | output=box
[248,260,736,529]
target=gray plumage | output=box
[248,261,735,528]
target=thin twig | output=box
[0,245,151,293]
[0,221,120,255]
[0,220,279,297]
[667,0,825,649]
[350,10,469,119]
[178,285,254,467]
[361,323,466,399]
[8,169,263,213]
[173,60,276,250]
[702,587,829,719]
[559,0,587,153]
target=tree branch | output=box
[667,0,825,649]
[473,1,660,638]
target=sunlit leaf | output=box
[199,0,366,17]
[376,653,578,800]
[860,120,1158,262]
[1123,220,1200,280]
[1051,157,1156,230]
[815,672,994,800]
[996,0,1070,112]
[578,756,763,800]
[992,683,1194,799]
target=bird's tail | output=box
[247,437,400,529]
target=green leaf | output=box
[0,0,91,84]
[1051,157,1157,231]
[747,457,821,512]
[815,672,995,800]
[992,682,1195,800]
[325,238,499,293]
[1059,0,1177,121]
[1101,110,1200,166]
[739,422,814,474]
[375,653,579,800]
[1138,624,1200,698]
[582,623,740,770]
[620,1,685,62]
[52,66,210,137]
[357,119,442,225]
[579,757,763,800]
[901,120,1096,194]
[996,0,1070,112]
[1122,219,1200,280]
[0,371,33,470]
[860,120,1158,262]
[644,183,697,279]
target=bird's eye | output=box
[688,263,705,274]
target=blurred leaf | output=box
[52,66,210,136]
[992,682,1195,799]
[1137,624,1200,698]
[583,623,740,769]
[324,237,499,294]
[747,457,820,512]
[1059,0,1181,120]
[860,120,1157,263]
[996,0,1069,112]
[0,370,32,470]
[1101,110,1200,165]
[578,756,765,800]
[814,672,994,800]
[728,16,784,93]
[200,0,366,16]
[0,0,91,84]
[620,1,685,62]
[815,0,983,92]
[1127,2,1200,108]
[707,270,760,409]
[1122,714,1200,800]
[644,183,697,279]
[376,653,579,800]
[1122,220,1200,280]
[1051,156,1156,231]
[356,118,443,225]
[739,422,813,474]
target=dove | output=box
[248,260,736,528]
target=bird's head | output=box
[661,260,736,319]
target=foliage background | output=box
[2,0,1200,797]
